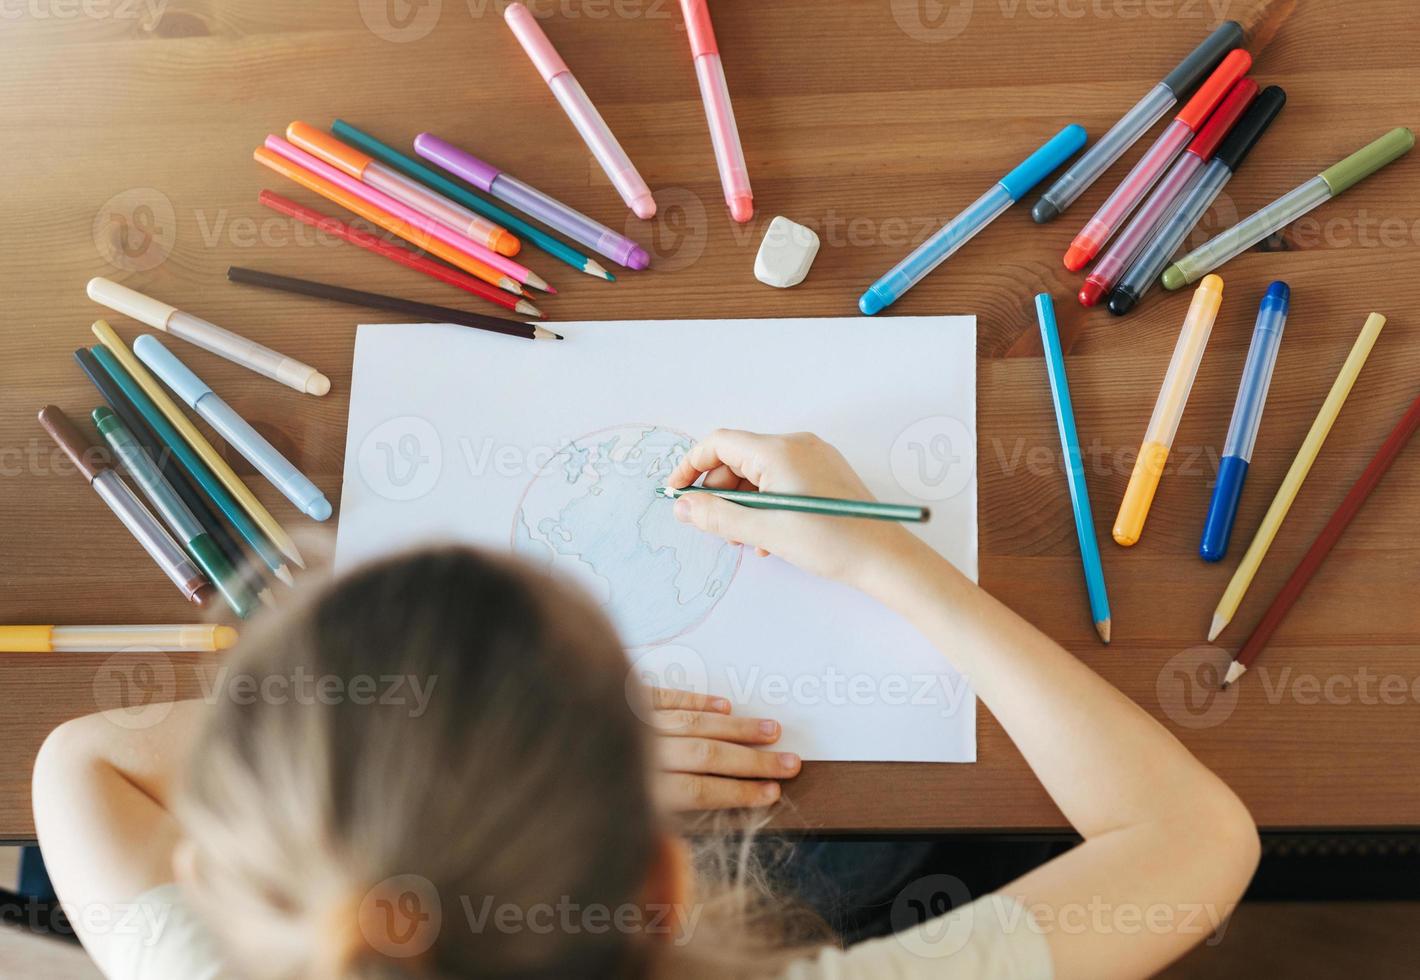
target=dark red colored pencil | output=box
[1224,390,1420,687]
[257,190,541,318]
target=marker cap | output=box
[1214,85,1287,172]
[286,121,373,179]
[1186,77,1259,161]
[0,626,54,653]
[1175,49,1252,130]
[414,133,501,192]
[1161,21,1245,96]
[1320,127,1416,195]
[504,2,569,83]
[1261,280,1290,315]
[37,405,104,482]
[679,0,718,57]
[87,277,177,330]
[133,335,213,409]
[1000,124,1089,202]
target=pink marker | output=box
[263,136,551,293]
[679,0,752,222]
[504,2,656,220]
[1063,48,1251,272]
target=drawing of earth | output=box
[512,425,741,648]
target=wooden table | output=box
[2,0,1417,839]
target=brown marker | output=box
[39,405,213,608]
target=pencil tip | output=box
[584,260,613,280]
[275,565,296,587]
[516,300,544,317]
[1207,614,1226,643]
[524,273,554,293]
[1222,661,1245,688]
[1096,619,1111,644]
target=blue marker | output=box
[133,335,332,522]
[1035,294,1111,644]
[859,124,1087,315]
[1200,282,1290,561]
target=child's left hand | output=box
[646,688,801,811]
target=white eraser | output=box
[754,216,820,288]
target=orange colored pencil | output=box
[254,146,527,297]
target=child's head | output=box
[177,547,679,977]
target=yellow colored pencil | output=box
[1208,312,1386,641]
[92,320,308,570]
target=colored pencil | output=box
[655,485,928,522]
[73,346,274,605]
[226,267,563,342]
[1209,313,1387,642]
[91,319,308,571]
[253,146,527,297]
[87,344,295,588]
[330,120,612,281]
[1035,294,1111,643]
[257,191,542,317]
[1223,389,1420,687]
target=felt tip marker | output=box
[1032,20,1244,223]
[1200,282,1289,561]
[504,1,656,219]
[1108,85,1286,316]
[1114,275,1224,547]
[1064,49,1251,271]
[1079,77,1258,307]
[679,0,753,222]
[134,335,332,521]
[860,124,1086,315]
[1162,127,1416,290]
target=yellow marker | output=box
[1209,312,1387,641]
[1114,274,1225,547]
[92,320,307,570]
[0,624,238,653]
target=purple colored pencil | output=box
[414,133,650,271]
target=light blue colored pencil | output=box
[1035,294,1112,644]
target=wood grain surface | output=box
[1,0,1417,838]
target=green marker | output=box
[1163,127,1415,290]
[93,407,257,619]
[89,345,292,587]
[655,485,929,523]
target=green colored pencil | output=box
[655,486,929,523]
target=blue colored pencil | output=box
[1035,294,1112,643]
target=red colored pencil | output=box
[1223,389,1420,688]
[257,190,542,318]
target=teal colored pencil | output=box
[330,120,612,281]
[1034,294,1112,644]
[89,346,293,587]
[655,486,928,523]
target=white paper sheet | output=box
[335,317,978,762]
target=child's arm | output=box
[669,430,1260,980]
[32,700,206,948]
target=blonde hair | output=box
[177,547,830,979]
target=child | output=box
[33,430,1259,979]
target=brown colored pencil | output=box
[225,267,562,342]
[1223,389,1420,688]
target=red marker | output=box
[1079,77,1259,307]
[1063,48,1251,272]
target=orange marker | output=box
[286,122,520,258]
[253,146,527,296]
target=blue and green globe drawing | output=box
[512,425,741,647]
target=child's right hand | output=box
[667,430,924,592]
